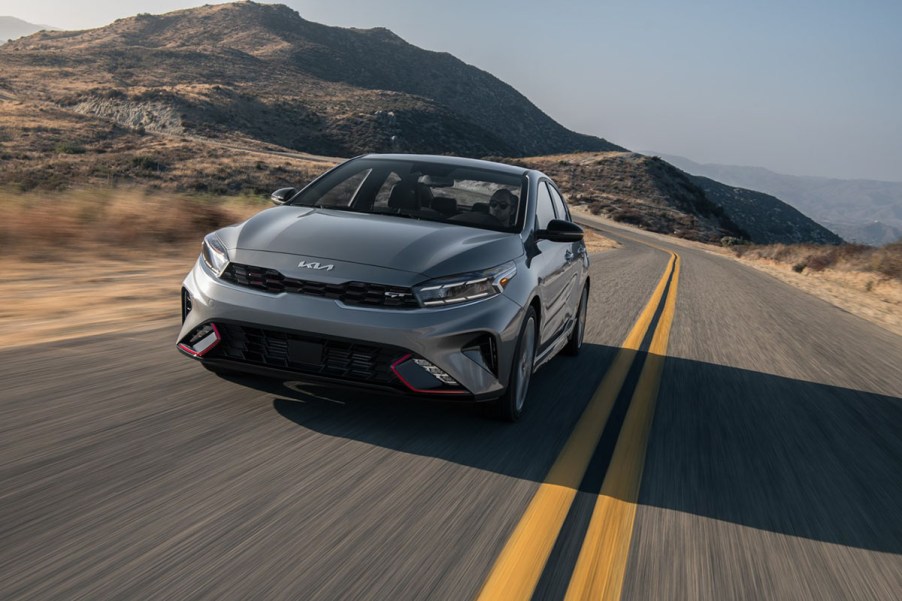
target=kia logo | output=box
[298,260,334,271]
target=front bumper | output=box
[177,258,526,400]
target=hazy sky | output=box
[2,0,900,181]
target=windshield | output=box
[289,158,528,233]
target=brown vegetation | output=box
[731,242,902,282]
[0,187,273,347]
[728,242,902,335]
[0,98,330,194]
[0,187,266,258]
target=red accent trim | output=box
[178,323,221,358]
[390,354,468,395]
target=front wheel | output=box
[490,307,537,422]
[563,284,588,356]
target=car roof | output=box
[360,153,531,177]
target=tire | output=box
[490,307,538,422]
[563,284,588,356]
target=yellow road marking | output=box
[564,253,680,601]
[476,252,677,601]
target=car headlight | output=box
[414,262,517,307]
[201,233,230,277]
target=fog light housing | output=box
[391,354,467,395]
[181,287,193,323]
[177,323,221,357]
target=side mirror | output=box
[270,187,297,205]
[536,219,584,243]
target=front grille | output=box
[212,323,401,385]
[221,263,419,309]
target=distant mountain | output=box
[517,153,839,245]
[648,153,902,245]
[689,176,842,245]
[0,16,55,43]
[0,2,622,157]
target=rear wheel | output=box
[563,285,588,356]
[490,307,537,422]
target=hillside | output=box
[690,176,842,245]
[0,2,842,247]
[652,153,902,245]
[505,153,837,245]
[507,153,745,243]
[0,2,622,158]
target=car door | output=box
[532,180,571,349]
[547,182,586,331]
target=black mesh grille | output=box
[212,323,401,385]
[221,263,419,309]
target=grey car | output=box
[177,154,589,420]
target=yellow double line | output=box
[477,249,681,601]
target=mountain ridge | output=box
[2,2,622,158]
[647,152,902,245]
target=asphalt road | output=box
[1,223,900,600]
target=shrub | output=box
[54,141,86,155]
[610,208,647,226]
[131,155,167,171]
[805,253,835,272]
[720,236,747,248]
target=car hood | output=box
[232,206,523,278]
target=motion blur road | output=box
[2,222,900,600]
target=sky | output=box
[2,0,900,182]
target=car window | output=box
[548,184,569,221]
[313,169,371,207]
[536,182,556,230]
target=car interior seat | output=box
[388,181,420,211]
[431,196,458,218]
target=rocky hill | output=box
[689,176,842,245]
[0,2,621,158]
[509,153,839,245]
[508,153,744,243]
[652,153,902,245]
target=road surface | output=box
[2,222,900,600]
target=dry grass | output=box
[0,187,265,258]
[0,187,273,347]
[732,242,902,282]
[0,257,193,348]
[582,228,620,253]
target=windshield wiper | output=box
[313,204,364,212]
[371,209,421,220]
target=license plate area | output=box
[288,339,324,365]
